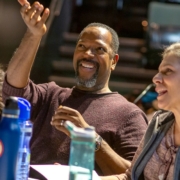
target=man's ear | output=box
[111,54,119,71]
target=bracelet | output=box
[95,135,103,151]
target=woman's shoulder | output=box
[143,110,174,144]
[149,110,174,125]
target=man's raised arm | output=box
[7,1,49,88]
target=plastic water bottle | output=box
[16,97,32,180]
[0,96,21,180]
[64,121,96,180]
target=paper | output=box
[30,165,100,180]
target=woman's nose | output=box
[152,73,162,84]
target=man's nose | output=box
[84,48,95,56]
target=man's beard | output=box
[75,60,99,88]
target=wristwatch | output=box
[95,135,103,151]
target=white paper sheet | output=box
[29,165,100,180]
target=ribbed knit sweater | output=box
[2,78,148,175]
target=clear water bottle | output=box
[64,121,96,180]
[0,96,21,180]
[16,97,32,180]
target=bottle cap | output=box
[5,96,19,110]
[64,121,96,139]
[17,97,31,121]
[2,96,20,116]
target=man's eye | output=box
[77,44,85,49]
[96,47,105,52]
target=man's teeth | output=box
[81,62,94,68]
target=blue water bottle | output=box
[64,121,96,180]
[0,96,21,180]
[16,97,32,180]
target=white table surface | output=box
[28,165,100,180]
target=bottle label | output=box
[0,140,4,157]
[2,114,19,118]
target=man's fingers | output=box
[51,121,71,136]
[30,5,44,24]
[56,106,77,116]
[32,8,49,25]
[25,2,40,19]
[18,0,28,6]
[41,8,50,23]
[20,3,30,15]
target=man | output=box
[2,0,148,177]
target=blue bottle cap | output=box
[17,97,31,121]
[2,96,20,116]
[5,96,19,110]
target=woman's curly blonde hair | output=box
[162,42,180,58]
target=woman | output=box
[101,42,180,180]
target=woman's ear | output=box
[111,54,119,71]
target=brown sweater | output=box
[2,78,148,175]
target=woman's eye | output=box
[162,69,172,75]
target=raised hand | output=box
[51,106,90,136]
[19,1,50,37]
[18,0,28,6]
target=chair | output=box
[145,1,180,69]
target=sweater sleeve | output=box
[2,75,30,102]
[2,75,61,121]
[115,136,145,180]
[115,112,161,180]
[114,110,148,161]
